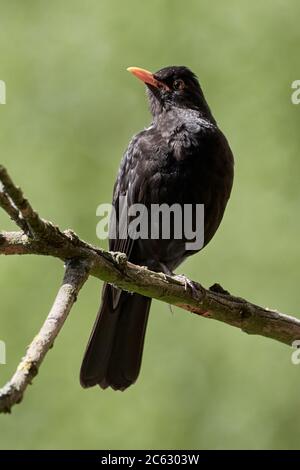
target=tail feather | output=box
[80,284,151,391]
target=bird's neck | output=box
[153,107,216,136]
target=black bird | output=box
[80,65,234,391]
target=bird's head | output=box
[127,65,214,120]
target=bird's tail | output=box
[80,284,151,391]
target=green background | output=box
[0,0,300,450]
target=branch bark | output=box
[0,165,299,412]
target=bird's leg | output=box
[159,263,176,314]
[159,263,173,278]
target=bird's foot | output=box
[175,275,209,315]
[175,274,199,295]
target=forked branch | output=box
[0,165,299,413]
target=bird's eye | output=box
[173,79,185,91]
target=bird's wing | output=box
[109,134,147,253]
[108,133,149,308]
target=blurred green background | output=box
[0,0,300,450]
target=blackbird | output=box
[80,65,234,391]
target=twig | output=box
[0,258,91,413]
[0,191,28,232]
[0,165,60,239]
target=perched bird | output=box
[80,65,234,391]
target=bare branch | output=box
[0,258,91,413]
[1,229,299,347]
[0,165,61,240]
[0,190,28,232]
[0,164,299,412]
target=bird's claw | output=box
[175,274,199,295]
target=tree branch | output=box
[0,259,90,413]
[0,192,28,231]
[0,165,299,412]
